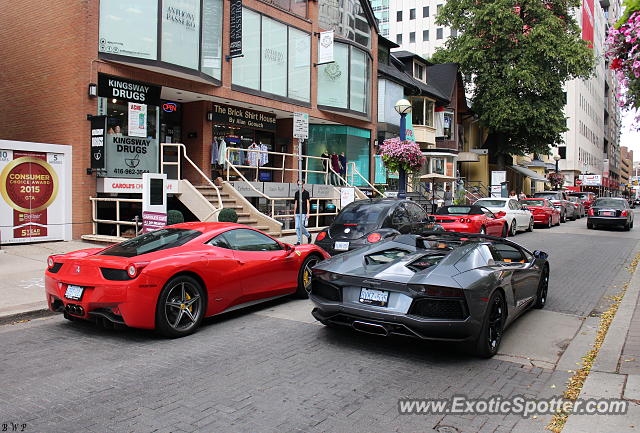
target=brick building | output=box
[0,0,380,239]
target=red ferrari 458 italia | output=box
[432,205,508,236]
[519,198,561,228]
[45,223,329,337]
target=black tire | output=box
[155,275,206,338]
[560,212,566,223]
[631,220,634,229]
[296,254,321,298]
[534,265,549,309]
[509,220,517,236]
[587,221,594,229]
[624,222,631,231]
[547,217,553,229]
[501,224,508,238]
[527,218,534,232]
[473,290,506,358]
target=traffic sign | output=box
[293,112,309,139]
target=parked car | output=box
[45,223,330,337]
[310,232,550,357]
[473,198,534,236]
[432,205,508,236]
[587,197,634,230]
[567,191,597,210]
[568,197,586,219]
[532,191,577,222]
[315,199,441,256]
[519,198,561,228]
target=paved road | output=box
[1,214,639,433]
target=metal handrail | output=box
[346,162,384,197]
[89,197,143,238]
[161,142,223,210]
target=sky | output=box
[620,109,640,163]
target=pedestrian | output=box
[330,152,341,185]
[509,190,517,199]
[518,191,526,200]
[443,184,453,206]
[339,152,347,179]
[293,180,311,245]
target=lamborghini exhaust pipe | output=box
[352,320,389,336]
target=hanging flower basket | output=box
[379,137,425,173]
[547,172,565,189]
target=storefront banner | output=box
[98,74,161,106]
[318,31,334,65]
[0,142,71,244]
[579,174,602,186]
[90,115,107,169]
[293,112,309,139]
[128,103,148,138]
[211,103,277,131]
[105,135,158,178]
[142,211,167,233]
[97,178,178,194]
[230,0,243,57]
[491,170,507,198]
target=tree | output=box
[433,0,594,168]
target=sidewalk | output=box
[0,234,302,323]
[563,260,640,432]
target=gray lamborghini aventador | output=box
[310,232,550,357]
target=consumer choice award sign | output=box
[0,141,72,244]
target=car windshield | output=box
[98,228,202,257]
[475,200,506,208]
[436,206,483,215]
[522,199,546,206]
[333,202,392,225]
[568,193,590,199]
[594,199,626,209]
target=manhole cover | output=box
[435,426,459,433]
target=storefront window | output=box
[318,0,371,48]
[233,8,311,103]
[288,28,311,103]
[98,0,223,80]
[431,158,445,175]
[233,8,261,90]
[409,98,435,127]
[261,17,288,97]
[201,0,223,80]
[317,43,370,114]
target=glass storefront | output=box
[232,8,311,103]
[317,42,370,114]
[99,0,223,81]
[307,125,371,186]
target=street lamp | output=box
[554,155,561,191]
[394,99,412,199]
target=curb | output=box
[0,308,55,326]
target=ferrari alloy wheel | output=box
[474,291,505,358]
[527,218,534,232]
[535,266,549,309]
[509,220,517,237]
[156,275,205,338]
[296,255,321,298]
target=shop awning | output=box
[457,151,480,162]
[511,165,549,183]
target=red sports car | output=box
[45,223,329,337]
[520,198,561,228]
[431,205,508,236]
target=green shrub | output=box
[218,208,238,223]
[167,210,184,225]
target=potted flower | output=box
[547,172,565,190]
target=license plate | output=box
[65,285,84,300]
[334,241,350,251]
[359,287,389,307]
[602,211,614,216]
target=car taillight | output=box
[459,218,470,223]
[495,211,506,217]
[410,284,464,297]
[316,231,327,241]
[47,256,55,268]
[588,208,594,216]
[126,262,149,278]
[367,233,382,243]
[622,210,629,217]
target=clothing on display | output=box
[211,139,220,164]
[260,143,269,166]
[248,143,260,167]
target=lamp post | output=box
[554,154,561,191]
[394,99,412,199]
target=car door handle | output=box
[236,259,247,265]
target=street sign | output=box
[293,112,309,139]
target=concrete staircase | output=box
[194,184,282,236]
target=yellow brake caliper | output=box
[185,292,193,313]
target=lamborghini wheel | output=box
[473,291,505,358]
[534,265,549,309]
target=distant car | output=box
[568,197,586,218]
[45,223,330,337]
[432,205,508,236]
[473,198,534,236]
[315,199,441,256]
[567,191,597,210]
[587,197,634,230]
[310,232,550,358]
[532,191,577,222]
[519,198,561,228]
